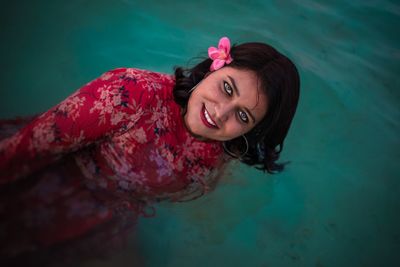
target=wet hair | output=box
[173,42,300,174]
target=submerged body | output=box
[0,37,301,265]
[0,68,227,263]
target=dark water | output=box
[0,0,399,266]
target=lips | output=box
[200,104,218,129]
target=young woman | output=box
[0,37,300,264]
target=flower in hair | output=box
[208,37,233,71]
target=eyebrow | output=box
[227,75,256,124]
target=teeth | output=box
[204,108,216,126]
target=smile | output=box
[201,104,218,129]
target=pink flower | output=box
[208,37,233,71]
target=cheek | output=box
[203,81,223,100]
[222,121,246,138]
[187,93,202,112]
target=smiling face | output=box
[183,67,268,141]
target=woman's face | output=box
[184,66,268,141]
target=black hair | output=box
[173,42,300,174]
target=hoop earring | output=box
[222,135,249,159]
[189,75,208,94]
[188,84,198,93]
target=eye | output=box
[223,81,249,123]
[223,81,233,96]
[238,110,249,123]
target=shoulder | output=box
[102,67,175,100]
[103,67,175,86]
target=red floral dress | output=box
[0,68,227,264]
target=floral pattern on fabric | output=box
[0,67,228,262]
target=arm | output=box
[0,68,148,184]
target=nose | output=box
[214,102,234,125]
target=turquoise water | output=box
[0,0,399,266]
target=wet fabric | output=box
[0,68,227,265]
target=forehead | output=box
[222,67,257,81]
[218,67,268,121]
[218,67,259,92]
